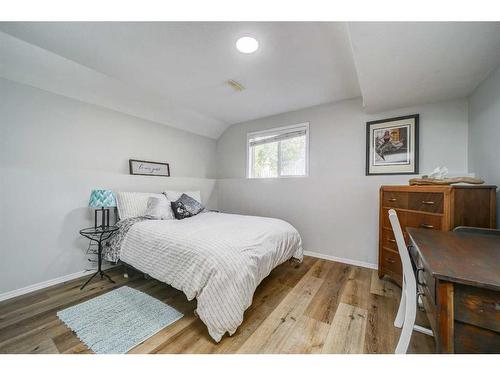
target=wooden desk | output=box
[407,227,500,353]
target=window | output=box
[247,123,309,178]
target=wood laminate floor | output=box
[0,256,435,354]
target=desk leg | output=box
[436,280,454,353]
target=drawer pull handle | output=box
[417,292,425,312]
[421,224,434,229]
[385,257,396,264]
[422,201,435,205]
[388,198,397,202]
[388,239,396,243]
[416,267,426,286]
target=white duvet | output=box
[120,212,303,342]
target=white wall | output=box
[216,98,469,266]
[0,78,217,294]
[468,65,500,226]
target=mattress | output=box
[118,212,303,342]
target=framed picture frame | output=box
[365,114,419,176]
[129,159,170,177]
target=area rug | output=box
[57,286,183,354]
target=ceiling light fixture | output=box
[236,36,259,54]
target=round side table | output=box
[79,225,119,290]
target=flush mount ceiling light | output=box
[236,36,259,54]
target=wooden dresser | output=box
[379,185,497,286]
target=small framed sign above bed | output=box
[129,159,170,177]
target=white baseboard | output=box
[0,253,376,303]
[303,250,378,270]
[0,265,119,303]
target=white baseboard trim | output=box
[0,265,119,303]
[303,250,378,270]
[0,253,376,303]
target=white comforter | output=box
[120,212,303,342]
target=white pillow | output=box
[164,190,202,203]
[116,192,169,220]
[144,196,174,220]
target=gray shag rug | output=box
[57,286,183,354]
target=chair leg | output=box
[395,284,417,354]
[123,265,129,279]
[413,325,433,336]
[394,277,406,328]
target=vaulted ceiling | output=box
[1,22,500,138]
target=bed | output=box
[104,211,303,342]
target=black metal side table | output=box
[79,225,119,290]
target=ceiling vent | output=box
[227,79,245,92]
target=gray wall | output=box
[216,98,469,266]
[0,75,475,295]
[0,78,217,294]
[468,65,500,226]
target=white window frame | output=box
[246,122,310,179]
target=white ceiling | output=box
[1,22,500,138]
[0,22,360,138]
[348,22,500,112]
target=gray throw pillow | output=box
[171,193,205,220]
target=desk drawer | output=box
[418,283,437,335]
[409,241,436,304]
[414,259,436,304]
[455,322,500,354]
[454,285,500,333]
[409,192,444,213]
[382,191,408,209]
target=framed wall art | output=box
[365,114,419,176]
[129,159,170,177]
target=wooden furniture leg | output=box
[436,281,454,353]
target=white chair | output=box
[388,209,432,354]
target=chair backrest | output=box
[388,209,413,273]
[388,209,417,354]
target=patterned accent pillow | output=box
[171,194,205,220]
[164,190,202,204]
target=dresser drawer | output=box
[382,191,408,209]
[409,192,444,213]
[382,208,407,229]
[380,251,402,276]
[382,228,409,251]
[383,209,442,231]
[406,211,442,231]
[382,229,397,251]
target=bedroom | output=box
[1,0,499,371]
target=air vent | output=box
[227,79,245,92]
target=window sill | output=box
[246,175,309,180]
